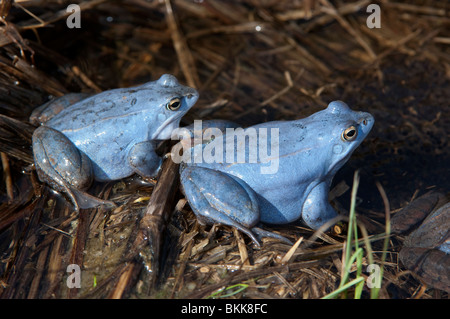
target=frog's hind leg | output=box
[180,166,263,246]
[32,126,115,211]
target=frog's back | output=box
[46,87,153,132]
[44,86,158,181]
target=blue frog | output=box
[31,74,198,211]
[178,101,374,245]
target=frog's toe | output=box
[180,166,261,246]
[198,206,262,247]
[252,227,293,245]
[70,188,117,211]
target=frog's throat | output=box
[153,113,184,140]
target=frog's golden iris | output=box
[342,125,357,141]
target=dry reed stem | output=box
[130,156,180,290]
[319,0,376,60]
[109,263,135,299]
[1,152,13,201]
[233,228,250,266]
[165,0,200,88]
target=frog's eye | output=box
[167,97,182,111]
[342,125,358,141]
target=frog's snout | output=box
[185,90,199,106]
[186,92,198,101]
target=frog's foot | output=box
[32,126,115,211]
[68,188,116,211]
[398,202,450,292]
[180,166,263,246]
[399,247,450,293]
[197,206,261,247]
[402,201,450,253]
[252,226,293,245]
[301,181,338,230]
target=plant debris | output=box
[0,0,448,299]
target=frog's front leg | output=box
[127,141,162,179]
[301,180,339,230]
[32,126,115,211]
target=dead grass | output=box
[0,0,448,299]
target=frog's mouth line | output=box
[153,114,184,140]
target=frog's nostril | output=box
[359,117,369,126]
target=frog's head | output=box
[315,101,374,176]
[148,74,199,140]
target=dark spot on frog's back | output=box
[95,102,116,116]
[106,100,116,110]
[292,123,306,130]
[120,117,130,126]
[131,98,137,106]
[85,100,95,108]
[72,113,86,124]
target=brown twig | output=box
[68,210,91,298]
[383,2,446,16]
[165,0,200,88]
[108,263,135,299]
[129,156,180,292]
[1,152,13,202]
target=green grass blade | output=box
[322,277,365,299]
[207,283,249,299]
